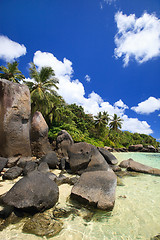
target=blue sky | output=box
[0,0,160,140]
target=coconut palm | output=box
[94,111,110,129]
[25,63,59,116]
[109,114,123,131]
[0,61,25,83]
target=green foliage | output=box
[0,61,25,83]
[25,63,59,117]
[109,114,123,131]
[48,102,159,149]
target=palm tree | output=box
[94,111,110,129]
[25,63,59,117]
[0,61,25,83]
[109,114,123,131]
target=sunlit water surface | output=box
[0,152,160,240]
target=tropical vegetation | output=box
[24,63,60,119]
[0,61,159,149]
[0,61,25,83]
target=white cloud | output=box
[32,50,153,134]
[122,115,153,134]
[131,97,160,114]
[114,99,129,109]
[114,12,160,66]
[33,50,73,77]
[85,74,91,82]
[0,35,26,61]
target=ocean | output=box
[0,152,160,240]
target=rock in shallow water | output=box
[119,158,160,176]
[3,170,59,212]
[71,170,117,211]
[23,212,63,237]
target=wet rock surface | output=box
[22,212,63,237]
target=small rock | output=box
[17,157,35,168]
[0,157,8,173]
[37,162,49,173]
[2,166,23,180]
[23,161,38,176]
[7,156,20,168]
[40,151,58,169]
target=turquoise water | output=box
[0,152,160,240]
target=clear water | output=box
[0,153,160,240]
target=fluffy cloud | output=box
[131,97,160,114]
[0,35,26,61]
[32,50,153,134]
[33,50,73,77]
[114,99,129,110]
[122,115,153,134]
[114,12,160,66]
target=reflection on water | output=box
[0,153,160,240]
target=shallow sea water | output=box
[0,152,160,240]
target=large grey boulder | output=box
[127,160,160,175]
[71,169,117,210]
[119,158,134,168]
[0,79,31,157]
[86,147,109,172]
[128,144,143,152]
[3,171,59,211]
[97,147,118,165]
[68,142,93,173]
[119,158,160,176]
[30,111,52,158]
[71,147,117,210]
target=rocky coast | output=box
[0,78,160,239]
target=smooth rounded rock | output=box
[3,170,59,211]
